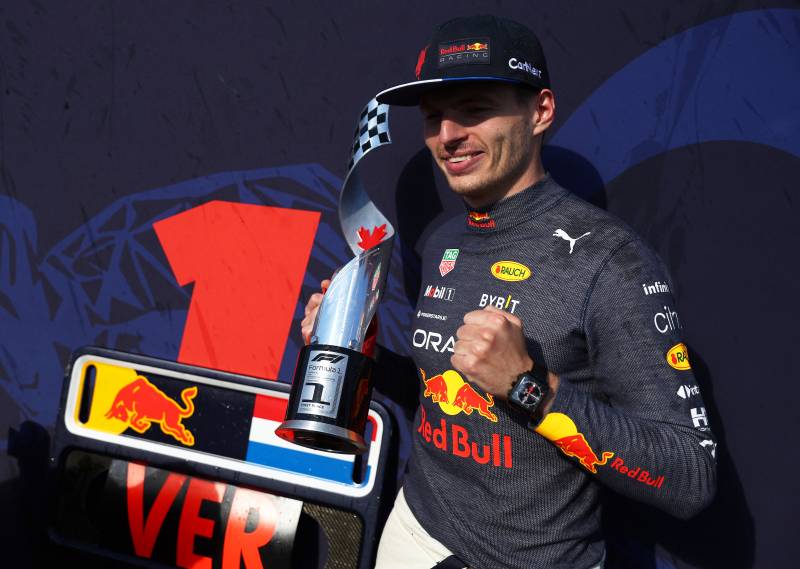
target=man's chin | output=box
[445,176,492,200]
[452,191,499,210]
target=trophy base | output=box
[275,419,367,454]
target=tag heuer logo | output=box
[439,249,459,276]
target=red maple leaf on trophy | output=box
[357,224,387,250]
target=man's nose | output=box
[439,117,467,146]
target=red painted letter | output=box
[222,487,278,569]
[176,477,226,569]
[127,462,186,559]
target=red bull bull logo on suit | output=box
[534,412,613,473]
[421,369,497,422]
[418,368,511,468]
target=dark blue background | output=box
[1,2,798,567]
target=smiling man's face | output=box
[420,83,548,208]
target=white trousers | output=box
[374,488,605,569]
[374,488,461,569]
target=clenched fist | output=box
[451,305,535,400]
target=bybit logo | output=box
[478,293,520,314]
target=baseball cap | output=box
[376,14,550,106]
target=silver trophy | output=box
[276,99,394,454]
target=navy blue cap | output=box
[376,15,550,106]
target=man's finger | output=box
[463,308,508,328]
[480,304,523,327]
[450,351,479,375]
[455,323,486,340]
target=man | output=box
[303,15,716,569]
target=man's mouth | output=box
[443,152,484,174]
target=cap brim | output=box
[376,76,525,106]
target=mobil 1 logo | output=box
[299,351,349,418]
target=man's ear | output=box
[533,89,555,136]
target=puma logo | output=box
[553,229,591,254]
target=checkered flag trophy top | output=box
[277,98,395,454]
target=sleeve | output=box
[534,239,717,519]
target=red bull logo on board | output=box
[534,412,613,473]
[421,368,498,422]
[105,375,198,446]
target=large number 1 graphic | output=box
[154,201,320,380]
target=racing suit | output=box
[396,174,717,569]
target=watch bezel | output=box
[507,368,549,416]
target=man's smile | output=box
[442,151,485,174]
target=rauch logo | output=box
[666,343,691,370]
[490,261,531,282]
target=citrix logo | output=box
[653,305,682,334]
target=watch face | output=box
[515,377,544,408]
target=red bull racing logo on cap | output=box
[105,375,198,446]
[535,412,613,473]
[466,42,489,51]
[438,37,490,68]
[421,369,497,422]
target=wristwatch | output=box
[507,365,550,425]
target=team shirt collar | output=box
[463,174,566,233]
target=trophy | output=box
[276,99,394,454]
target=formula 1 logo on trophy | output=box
[276,99,394,454]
